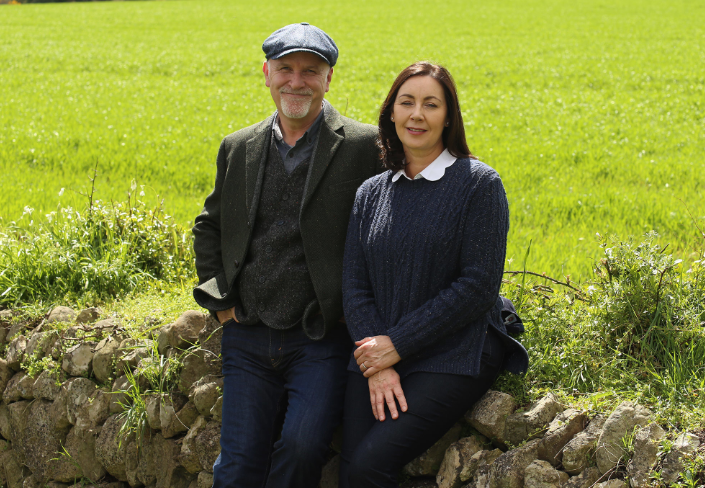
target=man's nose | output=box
[289,71,306,89]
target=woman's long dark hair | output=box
[378,62,475,171]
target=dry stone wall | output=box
[0,307,700,488]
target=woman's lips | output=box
[406,127,427,134]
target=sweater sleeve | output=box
[386,173,509,359]
[342,185,386,341]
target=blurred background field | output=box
[1,0,704,279]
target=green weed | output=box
[0,188,194,308]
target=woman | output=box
[339,62,529,488]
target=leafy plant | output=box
[0,188,194,308]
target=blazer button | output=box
[234,260,239,268]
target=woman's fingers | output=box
[393,383,408,413]
[355,337,374,346]
[375,391,386,421]
[362,365,378,378]
[369,389,378,420]
[384,389,399,419]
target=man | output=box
[192,23,380,487]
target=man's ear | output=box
[325,67,334,93]
[263,61,271,87]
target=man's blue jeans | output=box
[212,320,351,488]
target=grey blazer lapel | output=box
[302,106,344,211]
[245,118,273,225]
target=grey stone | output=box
[210,395,223,422]
[115,339,152,376]
[178,349,222,394]
[537,408,587,466]
[595,402,652,474]
[74,389,111,429]
[627,423,665,488]
[661,432,701,484]
[197,471,214,488]
[25,330,59,361]
[162,400,199,439]
[504,393,564,447]
[404,423,462,477]
[523,460,568,488]
[0,359,14,395]
[61,342,97,377]
[50,379,76,432]
[198,316,222,360]
[6,335,27,370]
[47,306,76,324]
[320,454,340,488]
[92,336,122,384]
[196,420,221,473]
[466,390,515,446]
[14,399,72,481]
[190,377,223,417]
[95,414,129,481]
[16,373,35,400]
[63,425,107,482]
[65,377,98,426]
[169,311,208,350]
[487,438,541,488]
[6,322,26,343]
[157,323,173,355]
[109,375,130,414]
[0,402,10,440]
[595,481,625,488]
[436,435,485,488]
[32,368,63,401]
[179,416,208,474]
[3,371,28,404]
[562,466,601,488]
[153,432,194,488]
[562,414,607,475]
[146,393,162,430]
[1,449,29,488]
[75,307,101,324]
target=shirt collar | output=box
[391,148,457,182]
[272,101,326,147]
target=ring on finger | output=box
[361,363,367,372]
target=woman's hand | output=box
[367,367,408,421]
[354,335,401,377]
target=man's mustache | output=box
[280,89,314,96]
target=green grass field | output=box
[1,0,704,278]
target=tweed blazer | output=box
[193,103,380,339]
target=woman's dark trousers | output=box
[212,321,351,488]
[339,329,505,488]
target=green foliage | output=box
[136,339,183,394]
[498,233,705,428]
[116,367,148,447]
[1,0,704,277]
[0,188,194,308]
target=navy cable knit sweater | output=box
[343,158,512,378]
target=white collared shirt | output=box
[391,148,458,182]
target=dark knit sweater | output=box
[342,158,510,378]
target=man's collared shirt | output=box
[272,102,326,174]
[391,148,458,182]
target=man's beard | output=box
[280,89,314,119]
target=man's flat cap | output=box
[262,22,338,67]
